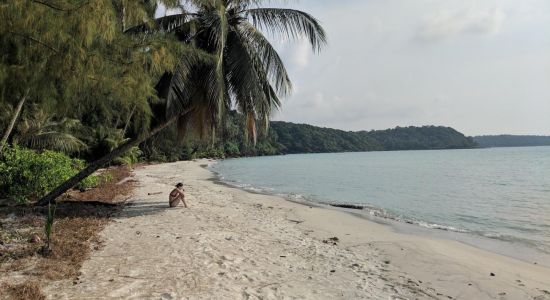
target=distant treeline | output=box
[270,122,478,154]
[473,135,550,148]
[144,112,478,160]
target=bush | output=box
[224,142,240,157]
[113,146,142,166]
[0,146,99,204]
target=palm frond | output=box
[237,21,291,96]
[245,8,327,52]
[18,132,87,153]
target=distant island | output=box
[473,135,550,148]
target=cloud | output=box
[291,38,312,68]
[416,6,507,42]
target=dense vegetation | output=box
[0,1,326,205]
[0,146,101,203]
[474,135,550,148]
[142,113,478,159]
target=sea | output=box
[209,146,550,265]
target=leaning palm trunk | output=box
[36,111,188,206]
[0,89,30,154]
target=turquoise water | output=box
[210,147,550,259]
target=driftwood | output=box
[329,204,364,210]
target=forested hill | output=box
[473,135,550,148]
[269,122,478,154]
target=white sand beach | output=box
[44,160,550,299]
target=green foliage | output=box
[366,126,478,151]
[0,0,187,159]
[14,108,86,154]
[0,146,98,203]
[113,146,143,166]
[43,202,57,254]
[270,123,477,154]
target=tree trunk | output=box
[0,89,30,154]
[122,105,136,136]
[36,111,187,206]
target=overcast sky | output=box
[159,0,550,136]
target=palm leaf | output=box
[245,8,327,52]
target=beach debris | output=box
[280,255,286,258]
[350,263,360,268]
[287,219,304,224]
[384,260,391,264]
[322,237,339,245]
[330,270,336,273]
[148,192,162,196]
[490,272,495,277]
[29,234,41,243]
[135,231,141,236]
[330,203,364,210]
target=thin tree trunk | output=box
[122,105,136,136]
[36,111,188,206]
[0,89,30,154]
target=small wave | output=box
[212,170,549,255]
[478,232,550,252]
[416,221,469,233]
[325,202,470,234]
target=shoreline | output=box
[209,161,550,269]
[43,160,550,299]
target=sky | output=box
[158,0,550,136]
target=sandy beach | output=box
[43,160,550,299]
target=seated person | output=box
[169,182,187,208]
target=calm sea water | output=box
[210,147,550,261]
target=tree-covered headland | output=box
[144,112,478,160]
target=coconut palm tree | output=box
[36,0,326,205]
[14,109,86,154]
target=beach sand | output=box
[44,160,550,299]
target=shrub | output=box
[113,146,143,166]
[224,142,240,157]
[0,146,99,203]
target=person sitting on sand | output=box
[169,182,187,208]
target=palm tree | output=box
[36,0,326,205]
[14,109,86,154]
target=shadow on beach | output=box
[116,200,172,219]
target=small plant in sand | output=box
[41,202,57,256]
